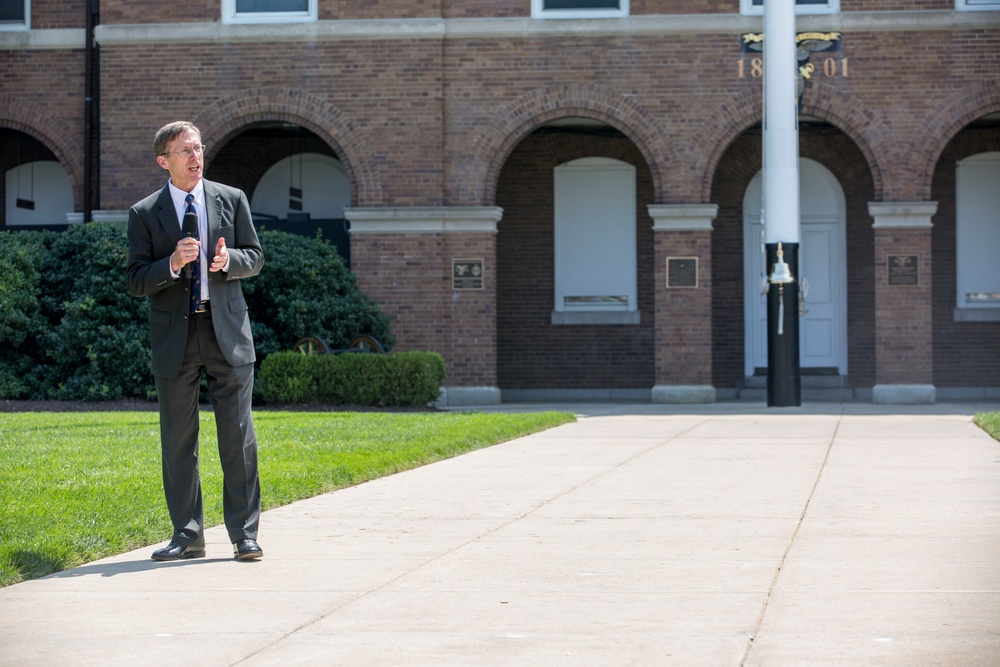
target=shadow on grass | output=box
[7,550,69,584]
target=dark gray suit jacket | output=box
[126,179,264,378]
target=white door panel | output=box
[803,318,833,358]
[800,225,839,368]
[743,159,847,375]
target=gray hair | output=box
[153,121,201,157]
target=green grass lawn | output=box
[0,409,574,587]
[974,411,1000,441]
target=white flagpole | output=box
[763,0,801,407]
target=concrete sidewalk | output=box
[2,402,999,666]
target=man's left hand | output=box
[210,238,229,273]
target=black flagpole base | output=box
[766,242,801,407]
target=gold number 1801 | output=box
[738,57,849,78]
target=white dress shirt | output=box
[166,180,213,301]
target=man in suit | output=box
[126,121,265,561]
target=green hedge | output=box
[0,230,49,398]
[0,224,152,401]
[0,223,396,401]
[260,350,446,407]
[245,229,394,358]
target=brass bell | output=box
[769,242,795,285]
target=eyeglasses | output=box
[161,144,206,159]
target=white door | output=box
[743,158,848,376]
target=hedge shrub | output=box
[244,229,394,358]
[0,231,48,398]
[0,223,397,402]
[0,223,153,401]
[39,223,154,401]
[259,350,445,407]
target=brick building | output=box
[2,0,999,405]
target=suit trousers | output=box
[154,310,261,546]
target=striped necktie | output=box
[184,194,201,314]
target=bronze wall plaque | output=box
[667,257,698,288]
[452,258,484,290]
[887,255,919,286]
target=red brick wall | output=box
[100,0,447,23]
[710,134,756,391]
[495,131,655,390]
[95,39,443,210]
[321,1,442,20]
[841,0,951,9]
[442,232,497,386]
[874,227,933,384]
[99,0,218,24]
[30,0,87,29]
[95,0,960,22]
[442,0,527,18]
[352,232,448,352]
[351,229,497,387]
[442,32,740,207]
[94,0,962,22]
[655,230,713,385]
[205,133,337,201]
[0,49,86,213]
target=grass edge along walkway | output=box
[973,411,1000,442]
[0,409,575,587]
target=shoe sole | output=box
[235,550,263,561]
[151,549,206,562]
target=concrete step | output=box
[737,386,866,402]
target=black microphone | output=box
[182,209,198,279]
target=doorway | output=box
[743,158,848,377]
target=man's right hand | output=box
[171,237,200,274]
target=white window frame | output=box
[0,0,29,32]
[956,0,1000,10]
[222,0,317,24]
[955,152,1000,321]
[741,0,839,16]
[532,0,629,20]
[553,157,638,325]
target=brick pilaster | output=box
[869,202,937,404]
[649,204,717,403]
[346,206,502,406]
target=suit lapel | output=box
[154,185,183,247]
[203,180,224,250]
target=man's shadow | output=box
[42,554,236,580]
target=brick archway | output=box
[193,87,384,206]
[799,83,887,202]
[0,94,83,212]
[910,78,1000,202]
[456,83,669,206]
[695,84,886,203]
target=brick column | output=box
[868,202,937,404]
[648,204,717,404]
[346,206,503,407]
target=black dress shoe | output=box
[233,538,263,560]
[151,542,206,561]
